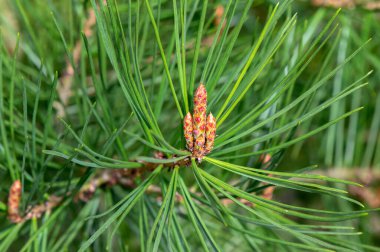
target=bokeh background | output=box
[0,0,379,249]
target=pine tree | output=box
[0,0,379,251]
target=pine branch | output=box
[6,154,274,224]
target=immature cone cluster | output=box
[183,84,216,160]
[7,180,22,223]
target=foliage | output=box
[0,0,379,251]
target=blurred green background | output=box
[0,0,380,250]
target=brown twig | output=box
[349,186,380,208]
[310,167,380,185]
[310,167,380,207]
[312,0,355,8]
[312,0,380,10]
[365,1,380,10]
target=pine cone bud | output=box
[184,112,194,151]
[205,113,216,154]
[193,84,207,158]
[8,180,22,223]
